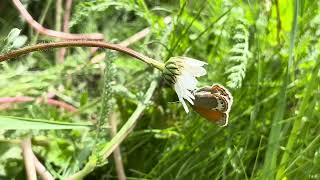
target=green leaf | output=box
[80,92,89,107]
[6,28,21,43]
[1,28,27,53]
[0,116,93,130]
[12,36,27,49]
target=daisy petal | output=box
[185,89,195,100]
[179,97,189,113]
[181,57,207,66]
[183,66,207,77]
[174,82,189,113]
[184,94,194,105]
[178,75,197,90]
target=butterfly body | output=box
[192,84,233,126]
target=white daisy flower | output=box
[163,57,207,113]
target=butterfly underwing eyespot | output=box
[192,84,233,126]
[211,84,233,105]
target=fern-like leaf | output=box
[226,23,250,89]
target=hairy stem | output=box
[0,40,165,70]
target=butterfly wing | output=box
[193,105,228,126]
[193,93,229,112]
[192,93,229,126]
[193,92,219,109]
[192,84,232,126]
[211,84,233,104]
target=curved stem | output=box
[12,0,104,40]
[0,40,165,70]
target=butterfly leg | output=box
[193,86,212,94]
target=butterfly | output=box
[192,84,233,126]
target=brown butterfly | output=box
[192,84,233,126]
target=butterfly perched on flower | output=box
[161,57,232,126]
[192,84,233,126]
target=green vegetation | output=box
[0,0,319,179]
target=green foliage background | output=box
[0,0,320,179]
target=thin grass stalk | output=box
[245,19,262,153]
[262,0,298,179]
[285,134,320,173]
[276,61,320,179]
[31,0,52,44]
[58,0,73,63]
[55,0,63,63]
[250,136,263,179]
[110,112,126,180]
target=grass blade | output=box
[0,115,92,129]
[262,0,299,179]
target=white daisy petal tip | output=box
[163,56,208,113]
[179,57,208,66]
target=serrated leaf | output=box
[229,56,246,62]
[233,33,246,40]
[234,43,246,49]
[230,48,245,54]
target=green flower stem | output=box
[0,40,165,71]
[67,155,97,180]
[68,80,158,180]
[99,80,158,160]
